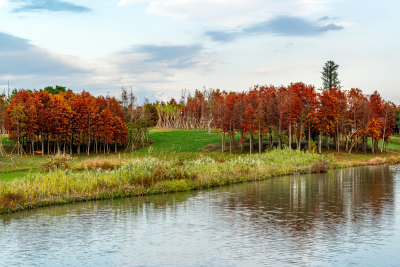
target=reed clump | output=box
[76,158,123,171]
[387,156,400,165]
[0,148,330,213]
[368,157,387,165]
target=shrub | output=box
[368,157,386,165]
[387,156,400,164]
[40,154,74,172]
[304,140,317,152]
[77,159,121,171]
[311,160,329,173]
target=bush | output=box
[304,140,317,152]
[40,154,74,172]
[311,160,329,173]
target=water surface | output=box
[1,165,400,266]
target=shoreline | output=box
[0,150,399,214]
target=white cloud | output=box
[117,0,147,6]
[0,0,10,6]
[119,0,329,26]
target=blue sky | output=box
[0,0,399,103]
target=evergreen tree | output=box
[321,60,341,89]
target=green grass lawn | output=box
[367,135,400,153]
[0,156,48,180]
[136,129,221,153]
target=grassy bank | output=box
[2,130,400,180]
[0,129,220,179]
[0,149,330,213]
[1,130,400,213]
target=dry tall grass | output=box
[0,148,332,213]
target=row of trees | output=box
[154,84,398,154]
[1,83,399,155]
[3,89,128,155]
[213,84,397,154]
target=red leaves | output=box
[210,83,396,153]
[4,90,128,154]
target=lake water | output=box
[1,165,400,266]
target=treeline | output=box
[156,84,400,154]
[3,89,127,155]
[1,83,400,155]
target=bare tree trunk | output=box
[229,136,232,154]
[318,132,322,154]
[372,139,375,154]
[41,133,44,156]
[363,138,367,154]
[288,121,292,149]
[308,120,311,147]
[326,136,329,150]
[297,134,301,151]
[221,133,225,153]
[269,133,273,148]
[249,133,253,154]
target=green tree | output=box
[321,60,341,89]
[395,107,400,135]
[44,85,67,95]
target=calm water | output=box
[1,165,400,266]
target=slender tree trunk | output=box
[308,120,311,147]
[229,136,232,154]
[41,134,44,156]
[326,136,329,150]
[259,130,263,154]
[363,138,367,154]
[296,123,301,150]
[221,133,225,153]
[249,133,253,154]
[336,122,340,152]
[269,133,273,148]
[288,121,292,149]
[372,139,375,154]
[318,132,322,154]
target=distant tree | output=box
[143,104,158,127]
[0,96,5,134]
[395,107,400,135]
[44,85,67,95]
[321,60,341,89]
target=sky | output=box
[0,0,399,103]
